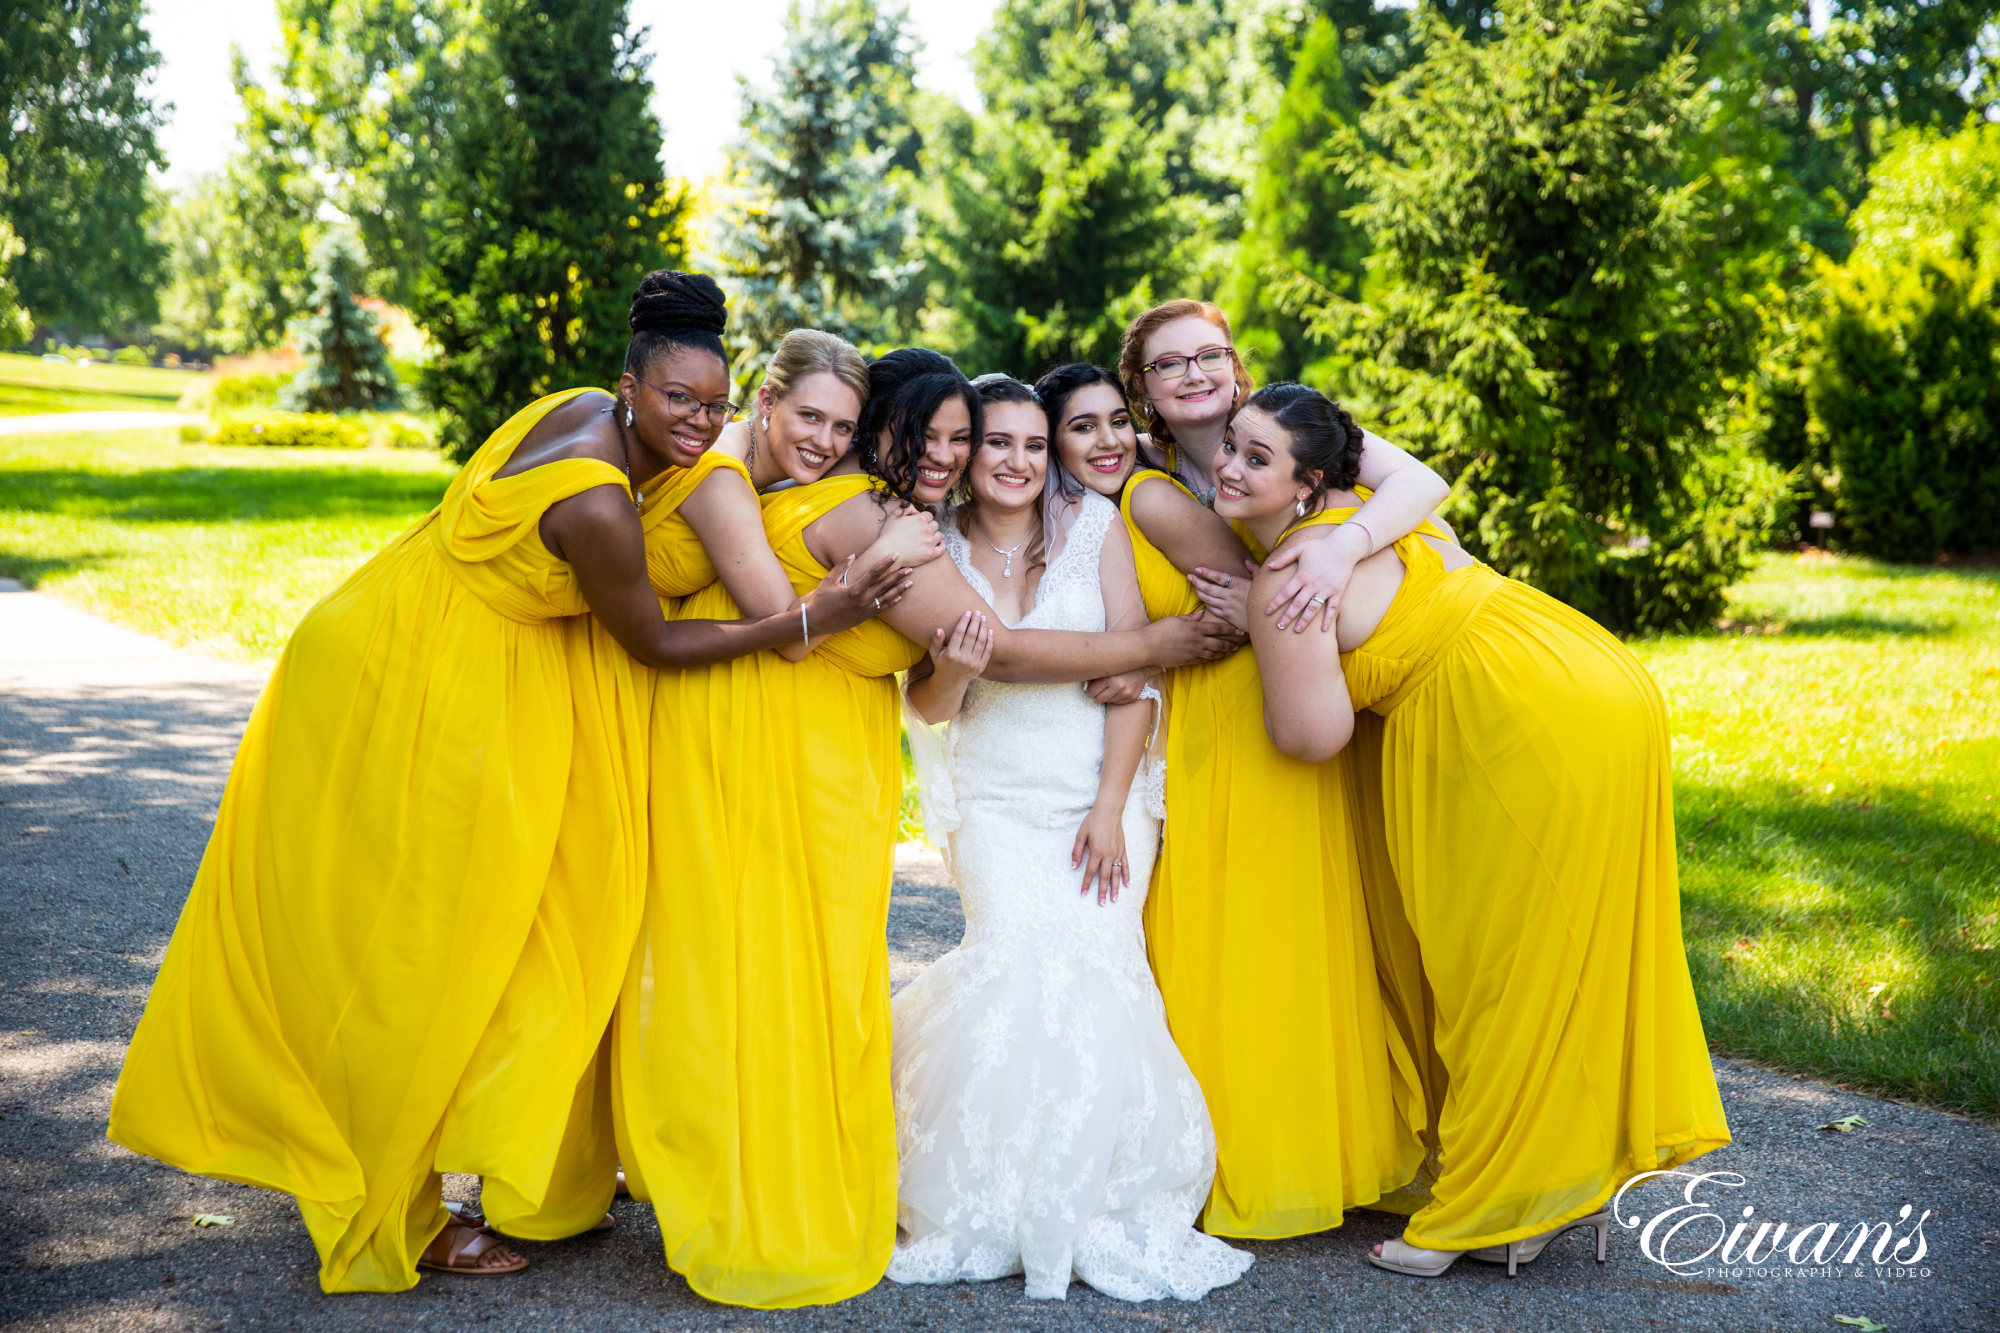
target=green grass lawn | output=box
[0,351,195,415]
[2,425,1995,1116]
[1633,554,2000,1119]
[0,427,453,658]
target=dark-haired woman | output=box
[623,347,1242,1309]
[1038,360,1433,1241]
[106,273,912,1293]
[1218,383,1730,1278]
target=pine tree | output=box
[711,0,920,383]
[1224,16,1370,382]
[281,230,402,413]
[1291,0,1786,631]
[924,6,1187,374]
[414,0,689,462]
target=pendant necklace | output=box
[984,530,1027,578]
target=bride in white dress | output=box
[887,376,1253,1302]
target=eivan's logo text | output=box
[1610,1170,1931,1277]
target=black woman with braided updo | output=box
[108,271,915,1294]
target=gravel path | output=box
[2,582,1994,1332]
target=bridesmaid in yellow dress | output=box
[1035,321,1451,1241]
[1218,382,1732,1277]
[619,348,1243,1309]
[106,273,912,1293]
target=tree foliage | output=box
[414,0,688,461]
[0,0,167,336]
[282,231,403,413]
[1224,15,1369,382]
[922,2,1204,372]
[1291,0,1787,631]
[710,0,921,386]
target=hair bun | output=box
[629,270,728,338]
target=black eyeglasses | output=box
[632,372,737,425]
[1140,346,1234,382]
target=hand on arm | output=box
[1262,431,1450,633]
[554,486,913,669]
[906,611,993,724]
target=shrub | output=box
[178,371,294,413]
[112,344,151,365]
[211,413,368,449]
[280,230,402,413]
[1809,241,2000,562]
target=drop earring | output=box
[624,404,634,428]
[1295,496,1308,519]
[761,415,770,431]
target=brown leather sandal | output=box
[444,1200,491,1233]
[417,1222,528,1275]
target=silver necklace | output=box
[982,530,1027,578]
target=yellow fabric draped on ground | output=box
[1299,509,1731,1249]
[616,473,921,1308]
[1121,472,1423,1240]
[107,389,649,1291]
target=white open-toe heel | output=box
[1468,1211,1610,1277]
[1367,1236,1466,1277]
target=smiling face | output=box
[760,370,862,483]
[968,400,1049,514]
[1213,405,1314,524]
[1052,382,1137,497]
[1140,314,1237,438]
[621,346,732,470]
[895,394,975,506]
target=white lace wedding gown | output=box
[885,492,1253,1302]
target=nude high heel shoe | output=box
[1468,1211,1610,1277]
[1367,1237,1467,1277]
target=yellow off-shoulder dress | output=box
[616,473,921,1307]
[489,447,761,1239]
[1295,509,1731,1249]
[1120,471,1423,1240]
[108,389,649,1291]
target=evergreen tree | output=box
[281,231,402,413]
[415,0,690,462]
[1224,16,1369,382]
[1293,0,1786,631]
[711,0,920,383]
[923,4,1191,373]
[0,0,167,336]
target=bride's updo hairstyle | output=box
[626,270,728,375]
[855,348,982,503]
[1116,298,1255,448]
[1242,382,1366,511]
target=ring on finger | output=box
[1308,594,1326,605]
[873,597,881,609]
[1221,575,1233,587]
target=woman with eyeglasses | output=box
[617,347,1242,1310]
[1101,299,1453,1242]
[107,272,912,1293]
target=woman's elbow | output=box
[1270,715,1352,764]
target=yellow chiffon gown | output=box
[1297,509,1731,1249]
[107,389,650,1291]
[1121,471,1424,1240]
[616,473,921,1307]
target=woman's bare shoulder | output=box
[494,391,622,478]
